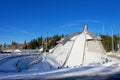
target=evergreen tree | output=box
[23,41,27,49]
[37,36,43,48]
[100,34,120,52]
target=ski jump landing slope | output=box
[64,32,86,67]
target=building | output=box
[14,49,41,54]
[50,25,105,67]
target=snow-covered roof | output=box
[14,49,21,53]
[61,31,100,44]
[14,49,41,53]
[61,32,81,44]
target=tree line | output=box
[100,34,120,52]
[0,34,64,52]
[23,34,64,51]
[0,34,120,52]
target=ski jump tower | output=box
[51,25,105,67]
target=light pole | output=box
[45,32,48,52]
[111,27,114,53]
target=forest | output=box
[0,34,120,52]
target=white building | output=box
[50,25,106,67]
[14,49,41,54]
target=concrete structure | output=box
[51,25,105,67]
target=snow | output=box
[0,53,120,79]
[86,34,93,39]
[65,33,85,67]
[0,63,120,79]
[0,54,41,72]
[51,40,74,67]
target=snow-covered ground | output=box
[0,53,120,79]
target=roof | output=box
[61,31,101,44]
[61,32,81,44]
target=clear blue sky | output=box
[0,0,120,44]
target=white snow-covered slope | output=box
[64,33,86,67]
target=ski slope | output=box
[64,33,86,67]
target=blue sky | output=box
[0,0,120,44]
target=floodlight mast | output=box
[111,27,114,53]
[118,34,120,53]
[45,32,48,52]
